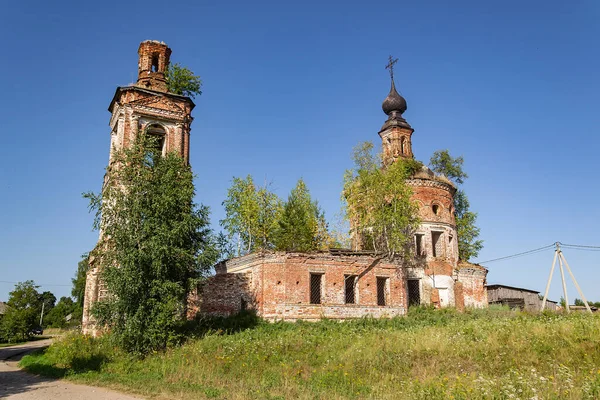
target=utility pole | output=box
[39,301,45,327]
[541,242,592,313]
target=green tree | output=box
[71,254,89,308]
[0,281,41,342]
[165,63,202,98]
[70,254,89,324]
[343,142,421,259]
[45,297,76,328]
[429,149,483,261]
[39,290,56,311]
[84,134,214,355]
[220,175,281,255]
[274,179,330,252]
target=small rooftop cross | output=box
[385,55,398,81]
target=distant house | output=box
[487,284,558,312]
[0,301,9,318]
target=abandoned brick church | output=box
[83,41,487,332]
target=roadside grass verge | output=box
[20,308,600,399]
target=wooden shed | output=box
[486,284,558,312]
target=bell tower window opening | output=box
[151,54,159,72]
[146,124,166,156]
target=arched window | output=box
[401,137,405,154]
[146,124,166,155]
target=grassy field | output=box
[20,308,600,399]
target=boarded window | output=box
[407,279,420,307]
[310,274,322,304]
[345,275,357,304]
[415,234,424,256]
[432,231,443,257]
[377,277,388,306]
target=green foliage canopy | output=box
[274,179,331,252]
[343,142,421,260]
[84,135,215,355]
[165,63,202,98]
[1,281,41,342]
[220,175,282,256]
[429,149,483,261]
[71,254,89,308]
[45,297,76,328]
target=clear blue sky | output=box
[1,1,598,304]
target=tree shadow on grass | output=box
[185,310,262,339]
[20,349,108,378]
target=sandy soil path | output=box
[0,339,142,400]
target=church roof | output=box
[411,165,457,189]
[108,86,195,112]
[382,79,407,115]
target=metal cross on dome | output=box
[385,55,398,81]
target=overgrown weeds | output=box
[20,308,600,399]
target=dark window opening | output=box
[407,280,421,307]
[432,231,443,257]
[310,274,322,304]
[146,124,166,154]
[345,275,357,304]
[415,234,424,256]
[377,277,388,306]
[432,204,440,215]
[151,54,159,72]
[241,297,247,311]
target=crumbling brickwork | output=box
[457,262,488,308]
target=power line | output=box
[560,243,600,250]
[476,243,556,264]
[559,246,600,252]
[477,241,600,264]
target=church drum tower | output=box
[375,57,472,308]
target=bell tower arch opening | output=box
[145,123,166,155]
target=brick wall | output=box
[196,252,408,320]
[457,264,488,308]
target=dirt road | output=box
[0,339,142,399]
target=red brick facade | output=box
[199,252,408,320]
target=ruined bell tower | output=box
[82,40,196,335]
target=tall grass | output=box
[20,308,600,399]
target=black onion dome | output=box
[382,80,407,115]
